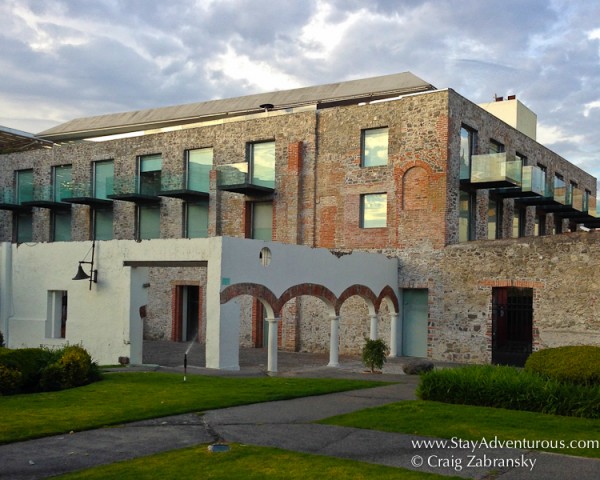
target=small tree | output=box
[362,338,389,373]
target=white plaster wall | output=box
[219,237,399,301]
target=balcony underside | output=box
[489,188,544,199]
[63,197,113,207]
[0,203,30,211]
[21,200,71,210]
[158,189,209,201]
[217,183,274,195]
[467,179,520,189]
[107,193,161,204]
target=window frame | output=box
[137,154,162,196]
[361,127,389,167]
[184,200,209,238]
[360,192,388,229]
[460,125,477,180]
[248,141,275,189]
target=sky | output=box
[1,0,599,179]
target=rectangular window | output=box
[489,140,505,154]
[93,208,113,240]
[534,213,545,236]
[16,169,33,204]
[460,126,476,180]
[360,193,387,228]
[94,160,114,199]
[250,202,273,240]
[139,154,162,195]
[52,210,71,242]
[138,205,160,239]
[46,290,67,339]
[187,148,212,192]
[15,211,33,243]
[185,201,209,238]
[459,189,474,242]
[53,165,72,202]
[361,127,388,167]
[487,198,502,239]
[249,142,275,189]
[512,208,525,238]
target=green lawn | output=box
[321,400,600,459]
[53,444,462,480]
[0,372,386,444]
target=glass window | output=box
[512,208,525,238]
[15,211,33,243]
[53,165,72,202]
[460,126,476,180]
[187,148,212,192]
[360,193,387,228]
[94,160,114,199]
[250,142,275,188]
[52,210,71,241]
[489,140,504,154]
[487,198,501,239]
[186,201,209,238]
[139,154,162,195]
[138,205,160,239]
[361,128,388,167]
[16,170,33,204]
[459,189,474,242]
[251,202,273,240]
[46,290,67,339]
[94,208,113,240]
[534,214,545,236]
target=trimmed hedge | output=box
[417,365,600,418]
[524,346,600,385]
[0,345,101,395]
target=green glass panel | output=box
[187,202,209,238]
[94,161,114,199]
[16,211,33,243]
[94,209,113,240]
[139,205,160,239]
[252,202,273,240]
[53,165,72,202]
[53,210,71,242]
[251,142,275,188]
[187,149,212,192]
[459,190,471,242]
[460,128,472,180]
[17,170,33,203]
[139,155,162,195]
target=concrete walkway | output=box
[2,346,599,479]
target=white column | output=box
[266,317,280,373]
[328,315,340,367]
[389,313,399,357]
[369,314,379,340]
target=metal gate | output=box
[492,287,533,366]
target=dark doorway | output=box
[173,285,201,342]
[492,287,533,367]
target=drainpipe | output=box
[0,242,12,346]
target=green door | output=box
[402,289,429,357]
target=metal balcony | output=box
[0,187,32,211]
[107,175,161,204]
[216,162,275,195]
[22,184,72,210]
[467,153,522,189]
[63,179,114,206]
[159,172,210,200]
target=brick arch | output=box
[402,166,429,210]
[220,283,278,318]
[336,285,378,316]
[278,283,337,316]
[376,285,400,314]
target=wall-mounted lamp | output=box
[72,241,98,290]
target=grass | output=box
[0,372,387,444]
[321,400,600,458]
[53,444,462,480]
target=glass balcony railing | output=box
[64,178,114,205]
[553,178,566,205]
[520,166,546,196]
[108,175,161,203]
[217,162,275,194]
[470,153,522,187]
[160,171,210,195]
[0,187,29,210]
[570,186,584,212]
[586,195,598,217]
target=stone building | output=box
[0,72,598,369]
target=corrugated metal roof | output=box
[0,125,54,154]
[38,72,435,141]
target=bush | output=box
[417,364,600,418]
[0,364,22,395]
[525,346,600,385]
[362,338,389,373]
[0,345,101,395]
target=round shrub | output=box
[39,363,67,391]
[0,364,22,395]
[0,348,55,392]
[525,346,600,385]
